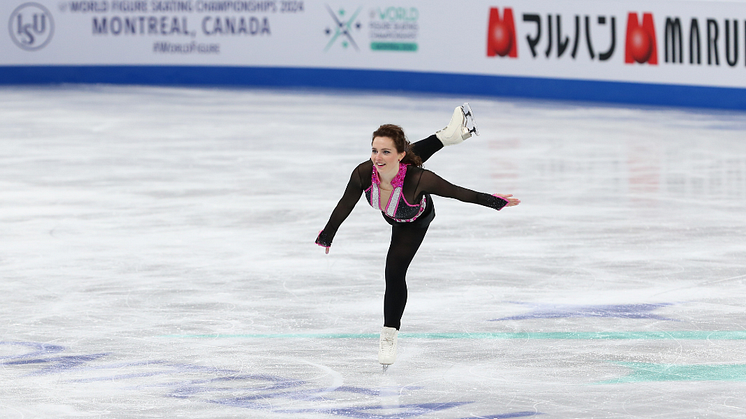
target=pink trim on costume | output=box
[492,194,510,204]
[371,165,380,185]
[366,184,379,211]
[385,164,408,215]
[384,186,397,214]
[399,194,419,208]
[388,194,427,223]
[371,164,409,213]
[370,166,384,210]
[315,230,330,248]
[371,163,408,186]
[390,164,408,187]
[368,163,426,222]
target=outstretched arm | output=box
[315,164,366,253]
[417,170,520,210]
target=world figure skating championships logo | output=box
[9,2,54,51]
[324,5,362,51]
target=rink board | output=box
[2,65,746,110]
[3,0,746,109]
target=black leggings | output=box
[382,205,434,330]
[381,135,443,330]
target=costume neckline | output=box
[372,163,408,188]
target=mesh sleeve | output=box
[316,163,367,246]
[417,170,508,211]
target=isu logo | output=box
[9,2,54,51]
[487,7,517,58]
[625,12,658,64]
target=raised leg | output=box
[435,103,479,146]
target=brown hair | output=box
[371,124,423,167]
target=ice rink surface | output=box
[2,85,746,418]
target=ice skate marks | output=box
[1,341,540,418]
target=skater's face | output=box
[371,136,406,174]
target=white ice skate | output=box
[435,103,479,146]
[378,326,398,370]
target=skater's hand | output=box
[315,242,330,254]
[494,194,520,207]
[315,230,332,254]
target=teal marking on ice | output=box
[599,362,746,384]
[162,331,746,340]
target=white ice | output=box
[1,85,746,418]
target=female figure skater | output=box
[315,104,520,367]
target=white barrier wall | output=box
[3,1,746,108]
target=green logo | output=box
[369,6,419,53]
[371,42,417,51]
[324,5,363,51]
[374,7,418,22]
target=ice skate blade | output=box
[461,102,479,137]
[382,365,389,373]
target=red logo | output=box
[625,12,658,64]
[487,7,517,58]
